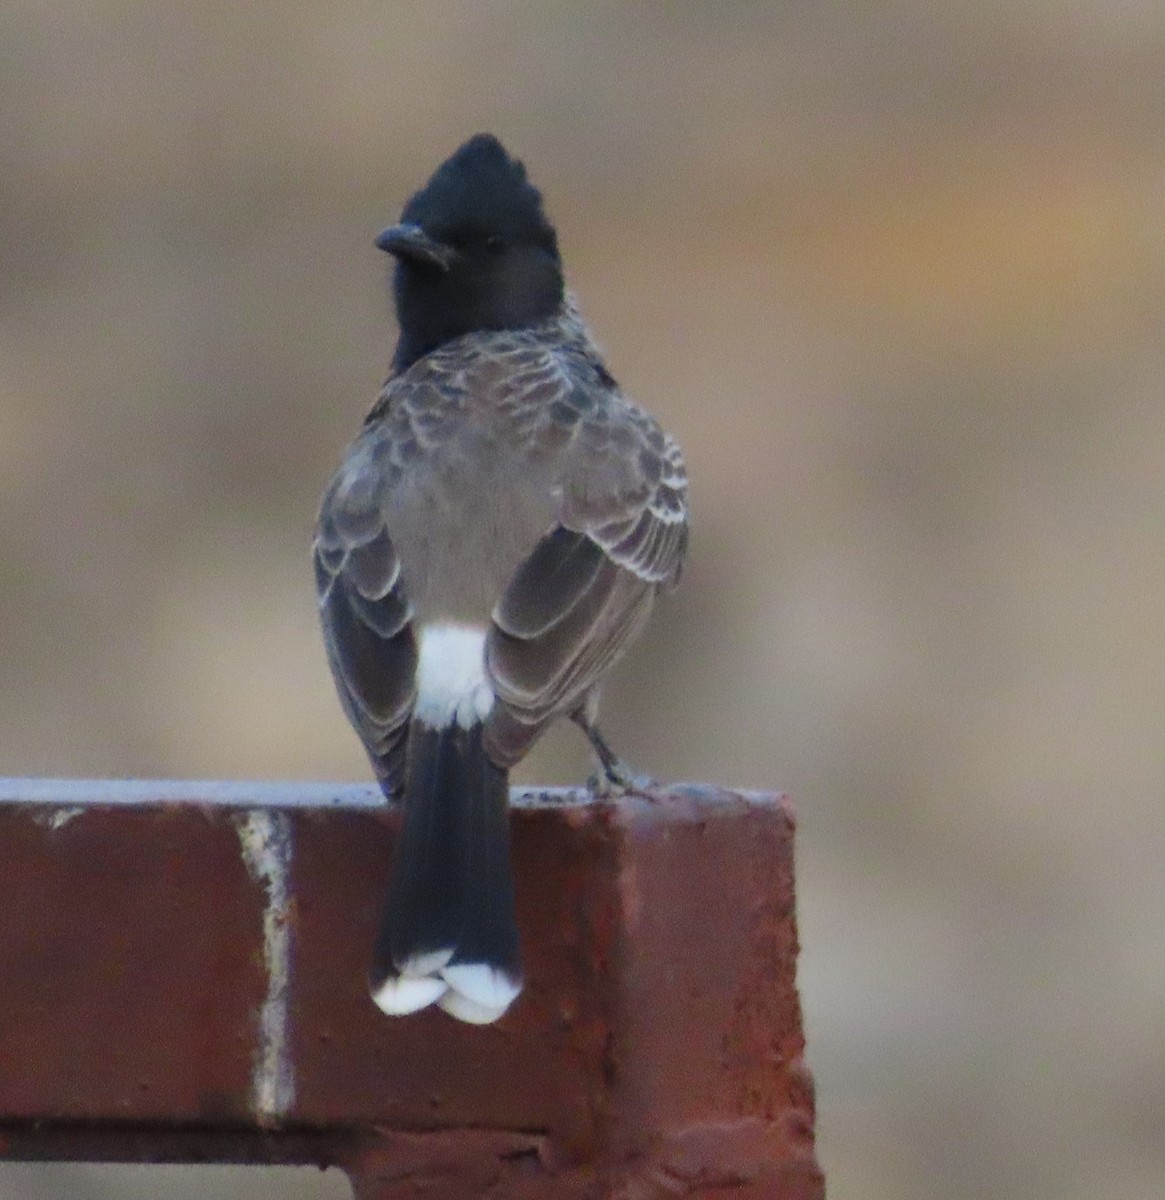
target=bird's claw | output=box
[586,763,656,800]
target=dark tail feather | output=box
[369,719,521,1023]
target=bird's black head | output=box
[377,134,565,370]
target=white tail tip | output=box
[370,958,521,1024]
[438,963,521,1024]
[371,973,448,1016]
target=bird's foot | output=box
[577,717,656,799]
[586,759,656,799]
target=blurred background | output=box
[2,2,1163,1198]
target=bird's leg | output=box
[571,709,654,797]
[583,722,635,787]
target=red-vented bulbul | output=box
[314,134,688,1023]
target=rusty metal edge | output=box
[0,1121,355,1168]
[0,779,788,815]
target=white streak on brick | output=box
[32,806,85,830]
[236,810,295,1126]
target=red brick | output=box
[0,780,822,1199]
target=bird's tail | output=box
[369,718,521,1024]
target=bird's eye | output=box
[485,235,505,251]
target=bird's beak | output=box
[375,223,456,271]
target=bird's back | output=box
[321,306,670,626]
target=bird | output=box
[313,133,688,1024]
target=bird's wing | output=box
[314,434,417,794]
[485,353,688,765]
